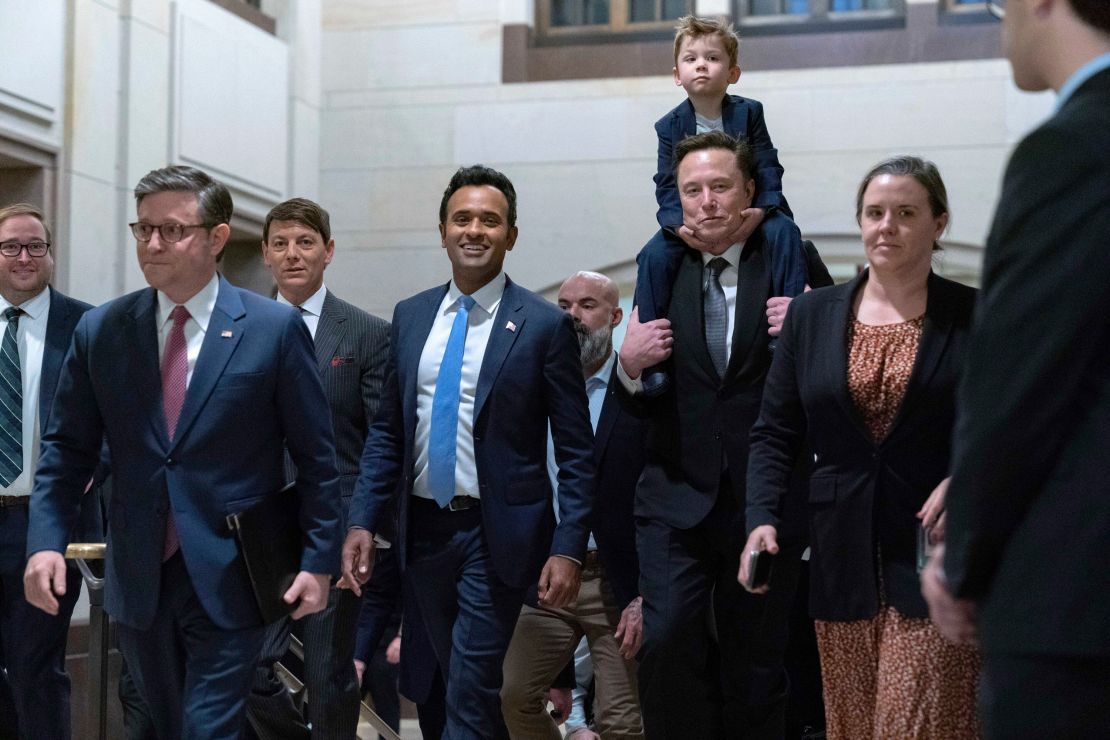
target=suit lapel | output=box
[592,377,619,466]
[39,288,71,429]
[725,236,770,383]
[314,291,347,372]
[884,272,954,443]
[475,279,525,420]
[169,278,244,451]
[403,286,448,412]
[828,274,874,444]
[672,251,718,381]
[126,289,170,448]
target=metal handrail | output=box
[65,542,109,740]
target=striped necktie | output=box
[161,305,189,560]
[0,308,23,487]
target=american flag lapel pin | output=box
[221,330,233,338]
[505,320,516,333]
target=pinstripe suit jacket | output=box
[314,289,390,526]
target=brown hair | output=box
[264,197,332,243]
[673,15,740,67]
[673,130,755,182]
[855,155,949,251]
[0,203,52,244]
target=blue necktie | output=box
[428,294,476,507]
[0,308,23,487]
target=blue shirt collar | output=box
[1056,52,1110,111]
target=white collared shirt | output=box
[156,274,219,388]
[1,287,51,497]
[277,283,326,340]
[411,273,506,501]
[618,241,743,393]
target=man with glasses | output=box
[23,166,343,739]
[0,203,96,739]
[922,0,1110,737]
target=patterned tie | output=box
[161,305,190,560]
[0,308,23,487]
[704,257,729,377]
[428,294,476,508]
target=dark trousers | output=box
[636,490,799,740]
[115,552,266,740]
[634,213,807,325]
[245,584,361,740]
[407,497,525,740]
[0,505,82,740]
[981,652,1110,739]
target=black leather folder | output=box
[226,483,302,623]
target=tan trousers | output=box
[501,564,643,739]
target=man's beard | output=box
[574,319,613,370]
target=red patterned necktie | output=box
[161,305,189,561]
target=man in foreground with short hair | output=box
[24,165,342,739]
[922,1,1110,736]
[341,164,596,737]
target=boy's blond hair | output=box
[673,15,740,68]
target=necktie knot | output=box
[707,257,729,280]
[3,307,22,324]
[457,294,477,313]
[170,305,190,328]
[295,305,308,315]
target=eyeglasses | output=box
[0,241,51,258]
[129,222,208,243]
[987,0,1004,19]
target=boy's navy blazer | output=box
[653,94,790,232]
[27,277,343,631]
[349,276,596,591]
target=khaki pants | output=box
[501,564,643,739]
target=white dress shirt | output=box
[618,242,742,393]
[0,288,51,497]
[276,283,326,339]
[411,273,506,501]
[156,274,219,388]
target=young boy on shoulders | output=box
[636,15,805,394]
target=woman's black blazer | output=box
[746,270,976,621]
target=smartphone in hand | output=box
[746,550,775,590]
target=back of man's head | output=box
[1068,0,1110,34]
[673,130,756,181]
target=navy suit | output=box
[349,276,595,738]
[28,276,342,739]
[0,287,91,740]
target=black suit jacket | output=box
[313,290,390,520]
[944,67,1110,655]
[748,271,976,620]
[629,231,808,537]
[591,364,648,610]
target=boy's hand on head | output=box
[729,207,765,245]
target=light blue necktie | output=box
[428,294,476,507]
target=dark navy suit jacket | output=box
[590,365,648,610]
[654,94,791,233]
[349,276,596,589]
[28,276,342,631]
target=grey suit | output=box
[247,288,390,740]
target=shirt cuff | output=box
[616,356,644,395]
[554,554,582,566]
